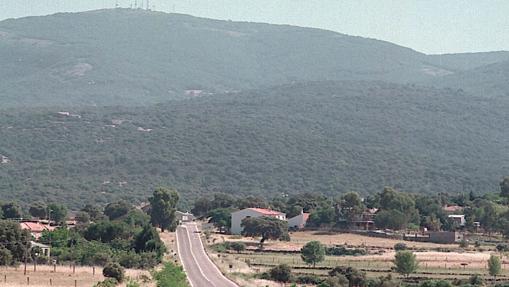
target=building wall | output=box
[288,214,305,229]
[230,209,285,234]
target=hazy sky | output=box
[0,0,508,54]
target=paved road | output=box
[176,222,239,287]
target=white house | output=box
[448,214,466,226]
[230,208,286,235]
[176,211,195,223]
[288,211,310,230]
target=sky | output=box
[0,0,508,54]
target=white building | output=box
[288,211,310,230]
[230,208,286,235]
[176,211,195,223]
[448,214,466,226]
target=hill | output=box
[1,81,507,208]
[2,8,507,108]
[432,60,509,98]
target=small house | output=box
[20,221,55,239]
[176,211,195,223]
[288,211,310,230]
[31,241,51,258]
[230,208,286,235]
[448,214,466,226]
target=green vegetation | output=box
[149,187,179,232]
[488,255,501,279]
[0,220,30,265]
[300,241,326,267]
[241,216,289,248]
[153,262,189,287]
[103,262,125,282]
[0,81,508,207]
[394,250,419,277]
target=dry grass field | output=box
[205,230,509,284]
[0,265,152,287]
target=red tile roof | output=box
[443,205,464,212]
[247,208,284,216]
[20,222,55,233]
[302,213,310,221]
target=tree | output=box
[501,177,509,198]
[236,196,268,209]
[29,202,47,219]
[228,242,246,253]
[0,220,30,263]
[75,211,91,225]
[374,210,407,230]
[47,203,67,224]
[488,254,501,279]
[149,187,179,232]
[207,208,232,233]
[103,262,125,282]
[269,264,292,282]
[301,241,326,267]
[307,207,335,227]
[0,247,13,266]
[393,251,418,277]
[241,216,288,248]
[1,202,22,219]
[337,192,365,222]
[133,224,166,259]
[81,204,105,221]
[104,201,133,220]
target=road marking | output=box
[176,227,196,287]
[181,225,214,286]
[186,223,239,287]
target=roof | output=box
[20,222,55,233]
[231,208,284,216]
[248,208,284,215]
[443,205,464,212]
[289,212,310,221]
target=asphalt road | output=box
[176,222,239,287]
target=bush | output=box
[496,243,509,252]
[228,242,246,253]
[94,278,118,287]
[326,245,366,256]
[459,239,469,248]
[153,262,188,287]
[295,274,322,284]
[0,247,13,266]
[103,262,125,283]
[469,274,484,286]
[269,264,292,282]
[394,243,407,251]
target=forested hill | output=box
[1,8,507,108]
[1,81,507,208]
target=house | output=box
[429,231,464,244]
[231,208,286,235]
[176,211,195,223]
[20,221,55,239]
[288,211,310,230]
[31,241,51,258]
[448,214,466,226]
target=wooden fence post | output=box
[26,276,29,285]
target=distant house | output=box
[31,241,51,258]
[288,211,310,230]
[20,221,55,239]
[448,214,466,226]
[231,208,286,235]
[351,208,378,230]
[176,211,195,223]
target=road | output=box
[176,222,239,287]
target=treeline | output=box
[0,187,180,270]
[1,81,508,208]
[195,176,509,234]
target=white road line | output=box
[181,225,214,286]
[175,227,195,287]
[187,223,239,287]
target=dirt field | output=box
[0,265,152,287]
[210,230,457,251]
[206,230,509,283]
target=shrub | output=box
[103,262,125,283]
[295,274,322,284]
[469,274,484,286]
[496,243,509,252]
[269,264,292,282]
[394,243,407,251]
[326,245,366,256]
[229,242,246,253]
[459,239,469,248]
[153,262,188,287]
[94,278,118,287]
